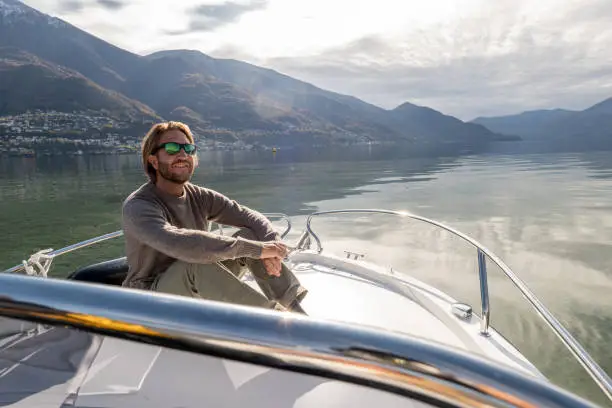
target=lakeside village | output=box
[0,111,378,158]
[0,111,261,157]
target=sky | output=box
[21,0,612,120]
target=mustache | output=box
[171,160,191,167]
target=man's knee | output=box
[152,261,196,295]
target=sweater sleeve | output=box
[122,198,264,263]
[202,188,280,242]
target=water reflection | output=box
[0,147,464,272]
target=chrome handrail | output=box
[3,230,125,274]
[262,212,293,238]
[298,209,612,402]
[0,273,598,408]
[211,212,292,239]
[2,213,291,275]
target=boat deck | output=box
[257,252,543,380]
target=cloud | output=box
[232,0,612,120]
[57,0,85,13]
[96,0,124,10]
[55,0,124,13]
[167,0,268,34]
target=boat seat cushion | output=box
[68,257,128,286]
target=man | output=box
[121,121,307,313]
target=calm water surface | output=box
[1,147,611,405]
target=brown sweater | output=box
[121,182,278,289]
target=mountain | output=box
[137,50,402,141]
[471,99,612,149]
[472,109,576,139]
[388,102,513,143]
[0,47,158,120]
[140,51,512,143]
[0,0,141,90]
[586,97,612,114]
[125,51,321,139]
[0,0,510,148]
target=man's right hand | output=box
[260,242,289,259]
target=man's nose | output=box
[176,149,189,158]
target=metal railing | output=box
[210,213,292,239]
[0,272,598,408]
[3,230,124,275]
[3,213,292,276]
[296,209,612,402]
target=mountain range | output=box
[471,98,612,150]
[0,0,513,148]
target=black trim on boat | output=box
[67,257,128,286]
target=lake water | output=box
[1,146,611,405]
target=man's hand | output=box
[260,242,288,277]
[260,242,289,260]
[263,257,282,277]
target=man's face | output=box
[149,130,196,184]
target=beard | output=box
[157,160,193,183]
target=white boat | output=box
[1,209,611,407]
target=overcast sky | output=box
[22,0,612,120]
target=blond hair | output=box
[141,121,195,183]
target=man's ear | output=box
[148,155,158,171]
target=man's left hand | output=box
[263,258,282,277]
